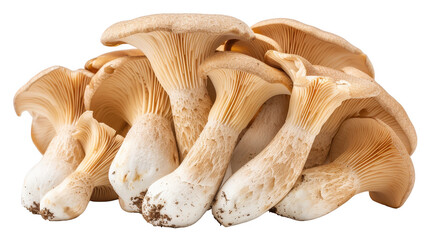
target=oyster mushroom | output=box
[142,52,292,227]
[85,56,179,212]
[40,111,123,220]
[273,118,415,220]
[101,13,254,159]
[14,66,92,214]
[212,52,379,226]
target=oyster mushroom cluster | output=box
[14,14,417,227]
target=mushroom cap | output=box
[200,51,292,89]
[85,49,143,73]
[224,33,283,61]
[330,118,414,208]
[252,18,374,77]
[320,67,417,154]
[199,52,292,131]
[101,14,254,46]
[14,66,93,150]
[85,56,171,135]
[265,51,378,99]
[31,115,56,154]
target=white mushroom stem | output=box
[40,171,93,220]
[273,118,414,220]
[40,112,123,220]
[21,125,84,214]
[143,120,240,227]
[109,114,178,212]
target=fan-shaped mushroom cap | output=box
[40,111,123,220]
[142,52,291,227]
[85,49,143,73]
[273,118,414,220]
[14,66,92,214]
[252,18,374,77]
[101,14,254,160]
[85,55,179,212]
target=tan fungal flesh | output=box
[85,49,143,73]
[274,118,414,220]
[142,52,290,227]
[101,14,254,160]
[212,52,379,226]
[40,112,123,220]
[85,56,171,132]
[31,115,56,154]
[252,18,374,77]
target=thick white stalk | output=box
[40,171,94,220]
[168,86,212,160]
[142,120,240,227]
[109,114,179,212]
[212,124,316,226]
[21,126,84,214]
[272,163,359,220]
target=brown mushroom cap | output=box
[85,49,143,73]
[252,18,374,77]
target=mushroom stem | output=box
[40,171,93,220]
[212,76,353,226]
[109,114,178,212]
[40,112,123,220]
[142,120,240,227]
[168,86,212,159]
[21,125,84,214]
[273,118,414,220]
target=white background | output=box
[1,0,427,239]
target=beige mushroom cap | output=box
[224,33,283,61]
[330,118,414,207]
[84,56,171,135]
[252,18,374,77]
[14,66,93,152]
[85,49,143,74]
[101,14,254,46]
